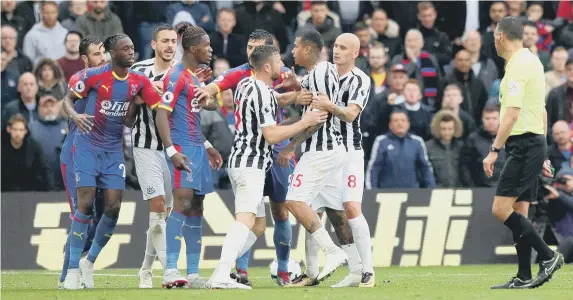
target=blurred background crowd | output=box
[2,0,573,194]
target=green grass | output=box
[2,265,573,300]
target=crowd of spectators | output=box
[2,0,573,192]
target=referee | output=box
[483,17,564,289]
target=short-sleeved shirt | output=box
[499,48,545,136]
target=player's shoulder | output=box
[165,63,186,78]
[130,58,155,70]
[85,63,110,77]
[69,70,85,82]
[513,49,544,73]
[314,61,336,73]
[225,63,251,75]
[351,67,370,82]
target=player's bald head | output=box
[333,33,360,66]
[336,33,360,51]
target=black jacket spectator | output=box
[209,31,246,68]
[6,51,33,76]
[426,138,464,187]
[445,69,488,125]
[460,127,507,187]
[234,2,289,53]
[1,68,19,109]
[2,1,34,50]
[546,84,571,127]
[419,25,452,69]
[2,97,39,128]
[458,109,477,140]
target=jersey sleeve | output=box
[213,69,243,93]
[254,84,277,128]
[502,63,527,109]
[160,70,186,112]
[70,67,100,99]
[139,76,161,109]
[348,75,371,109]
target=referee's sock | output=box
[504,211,554,262]
[513,231,532,280]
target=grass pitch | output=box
[2,265,572,300]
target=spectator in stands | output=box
[369,9,402,60]
[546,47,568,96]
[34,59,66,100]
[1,0,31,51]
[460,105,506,187]
[547,58,573,127]
[353,22,371,74]
[61,0,88,31]
[366,109,436,189]
[482,1,508,77]
[391,29,441,112]
[219,89,235,133]
[1,114,51,192]
[2,73,39,127]
[166,0,214,32]
[507,0,526,17]
[523,21,550,70]
[425,110,464,188]
[57,31,84,82]
[234,1,288,53]
[549,121,573,173]
[209,8,246,68]
[416,2,452,69]
[396,79,433,141]
[526,2,554,53]
[213,58,230,80]
[29,94,67,190]
[1,48,19,109]
[200,103,233,190]
[440,83,477,140]
[327,0,372,32]
[445,49,488,125]
[297,1,342,49]
[1,25,33,76]
[368,43,388,94]
[23,1,68,64]
[75,0,123,40]
[458,30,499,93]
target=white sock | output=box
[141,227,157,271]
[150,212,167,272]
[342,244,363,275]
[348,215,374,274]
[212,221,249,280]
[238,231,257,258]
[305,230,319,278]
[311,227,338,254]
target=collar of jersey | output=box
[186,69,196,76]
[112,71,128,81]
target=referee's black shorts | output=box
[495,133,547,202]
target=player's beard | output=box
[271,70,280,81]
[158,50,174,63]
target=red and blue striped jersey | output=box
[62,70,88,153]
[70,64,161,152]
[213,63,291,151]
[159,63,203,146]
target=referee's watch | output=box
[490,146,501,153]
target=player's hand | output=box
[194,86,210,103]
[206,146,223,170]
[542,160,554,178]
[295,89,313,106]
[71,113,94,133]
[277,148,294,168]
[311,92,334,113]
[134,96,145,105]
[301,109,328,127]
[152,81,163,93]
[482,152,498,178]
[275,67,299,91]
[170,153,191,172]
[544,185,560,200]
[196,67,212,83]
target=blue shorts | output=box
[73,149,126,190]
[263,158,295,203]
[167,144,213,195]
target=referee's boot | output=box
[531,251,565,289]
[490,276,532,289]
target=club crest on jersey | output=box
[263,104,272,115]
[131,84,137,96]
[360,89,367,97]
[186,171,193,182]
[75,81,85,93]
[75,172,80,183]
[162,91,174,103]
[341,80,350,92]
[191,98,201,113]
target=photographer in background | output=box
[541,169,573,263]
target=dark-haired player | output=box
[61,34,162,290]
[206,45,327,289]
[195,29,300,286]
[155,25,221,289]
[58,36,107,289]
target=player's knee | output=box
[343,202,362,219]
[270,203,289,221]
[492,197,513,221]
[149,196,166,213]
[105,201,122,219]
[189,194,204,216]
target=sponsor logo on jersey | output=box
[100,100,130,117]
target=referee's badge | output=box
[75,81,85,93]
[162,91,174,103]
[507,80,520,97]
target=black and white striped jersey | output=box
[299,61,341,153]
[227,77,278,170]
[335,67,371,151]
[130,58,175,150]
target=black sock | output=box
[513,231,532,280]
[504,212,554,262]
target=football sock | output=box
[87,214,117,264]
[311,227,338,254]
[141,228,157,271]
[513,231,532,280]
[342,244,363,275]
[305,230,320,278]
[504,211,554,262]
[59,231,72,282]
[236,249,251,272]
[212,221,249,280]
[183,215,203,275]
[273,218,292,273]
[348,214,374,274]
[68,212,90,269]
[165,211,185,270]
[238,231,258,258]
[150,212,166,271]
[84,219,98,254]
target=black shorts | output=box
[495,133,547,202]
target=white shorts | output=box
[286,148,345,212]
[228,168,266,217]
[133,147,173,208]
[342,150,365,203]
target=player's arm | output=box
[123,96,146,128]
[313,78,370,122]
[63,70,99,132]
[199,69,243,97]
[491,68,527,150]
[276,89,313,107]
